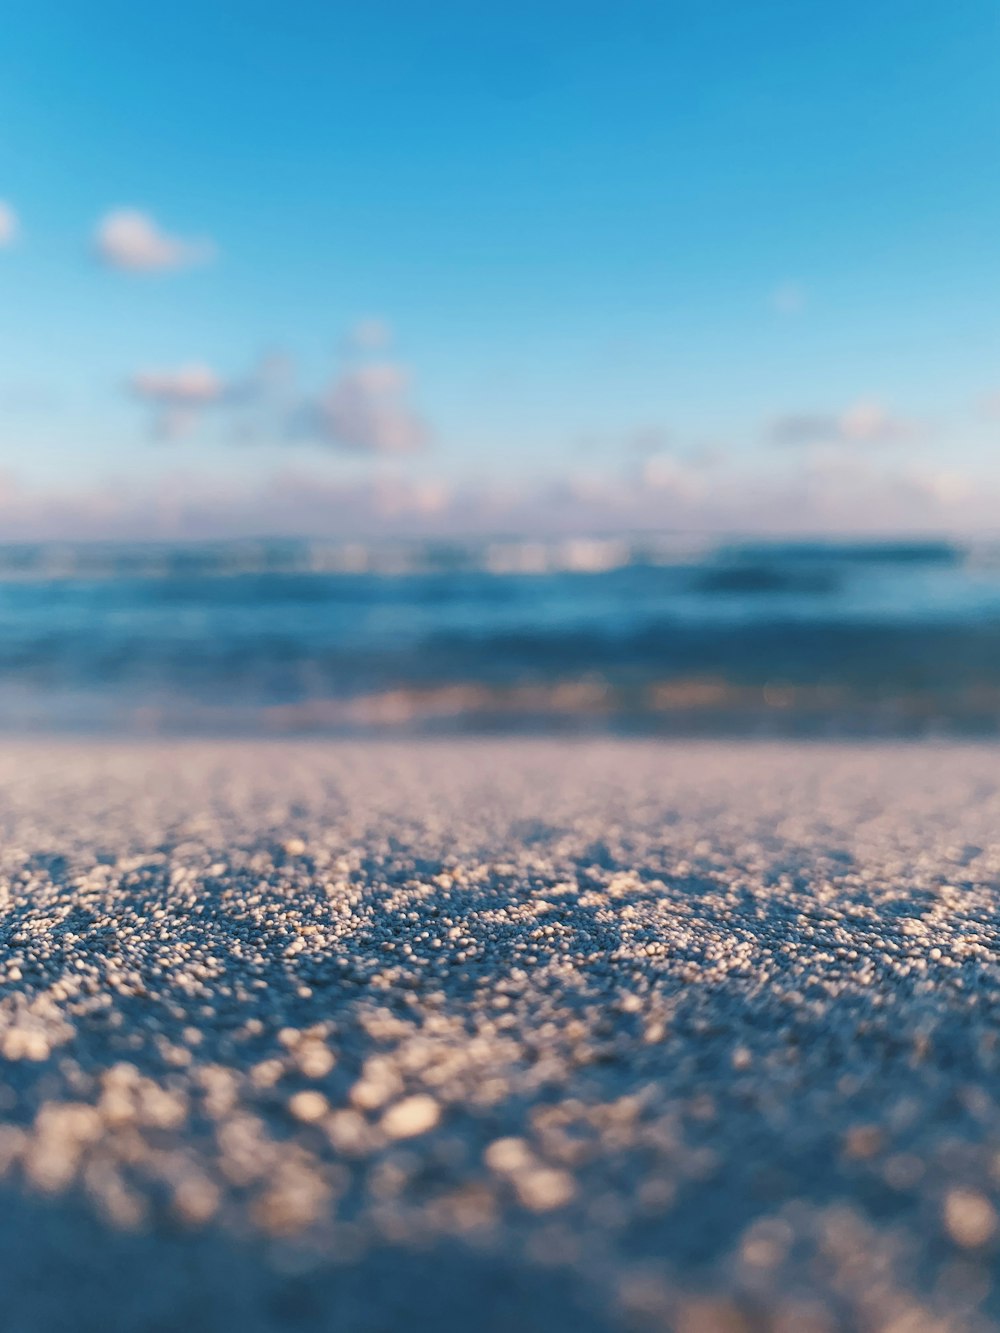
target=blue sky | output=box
[1,0,999,537]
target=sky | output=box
[1,0,999,539]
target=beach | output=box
[0,738,998,1331]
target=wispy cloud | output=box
[130,365,227,405]
[769,398,915,446]
[128,330,431,456]
[0,202,18,247]
[639,452,713,502]
[95,209,215,272]
[298,362,429,455]
[129,364,229,438]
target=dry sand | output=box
[0,739,998,1331]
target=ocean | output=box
[0,534,998,736]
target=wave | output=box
[0,536,974,582]
[0,536,992,735]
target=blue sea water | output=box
[1,535,999,735]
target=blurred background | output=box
[1,0,999,736]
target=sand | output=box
[0,738,998,1331]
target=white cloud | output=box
[0,202,18,247]
[303,362,429,455]
[95,209,215,272]
[129,364,228,439]
[372,476,451,517]
[130,365,227,404]
[838,398,911,443]
[126,335,431,456]
[911,469,973,506]
[129,356,295,441]
[640,453,709,501]
[769,398,914,446]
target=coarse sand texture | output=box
[0,740,997,1331]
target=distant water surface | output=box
[0,536,998,735]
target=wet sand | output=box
[0,739,998,1331]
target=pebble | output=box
[944,1189,998,1249]
[287,1091,329,1123]
[380,1094,440,1140]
